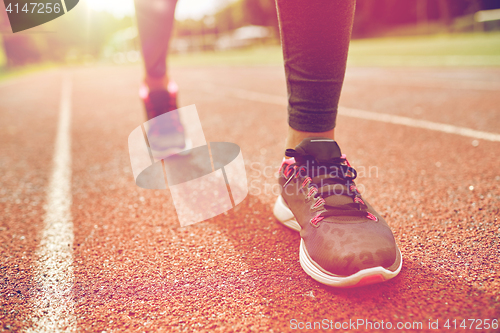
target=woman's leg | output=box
[275,0,356,149]
[134,0,187,156]
[134,0,178,91]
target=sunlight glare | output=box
[84,0,230,20]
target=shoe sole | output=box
[273,195,402,288]
[150,138,193,159]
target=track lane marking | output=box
[200,84,500,142]
[344,76,500,92]
[27,75,75,332]
[338,106,500,142]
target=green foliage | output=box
[175,0,278,37]
[1,0,497,70]
[347,32,500,66]
[168,32,500,67]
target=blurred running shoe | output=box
[140,81,191,159]
[273,138,402,287]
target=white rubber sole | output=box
[273,195,301,232]
[273,195,402,287]
[151,138,193,159]
[299,239,402,287]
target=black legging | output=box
[134,0,356,133]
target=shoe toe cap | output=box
[303,221,400,277]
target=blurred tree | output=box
[351,0,498,37]
[176,18,207,37]
[242,0,278,33]
[438,0,452,28]
[214,0,245,33]
[416,0,428,26]
[2,34,42,66]
[1,0,499,68]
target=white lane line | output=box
[343,75,500,91]
[27,75,75,332]
[338,106,500,142]
[201,84,500,142]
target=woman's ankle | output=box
[144,75,170,91]
[285,126,335,155]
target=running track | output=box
[1,65,499,332]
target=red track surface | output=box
[1,65,499,332]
